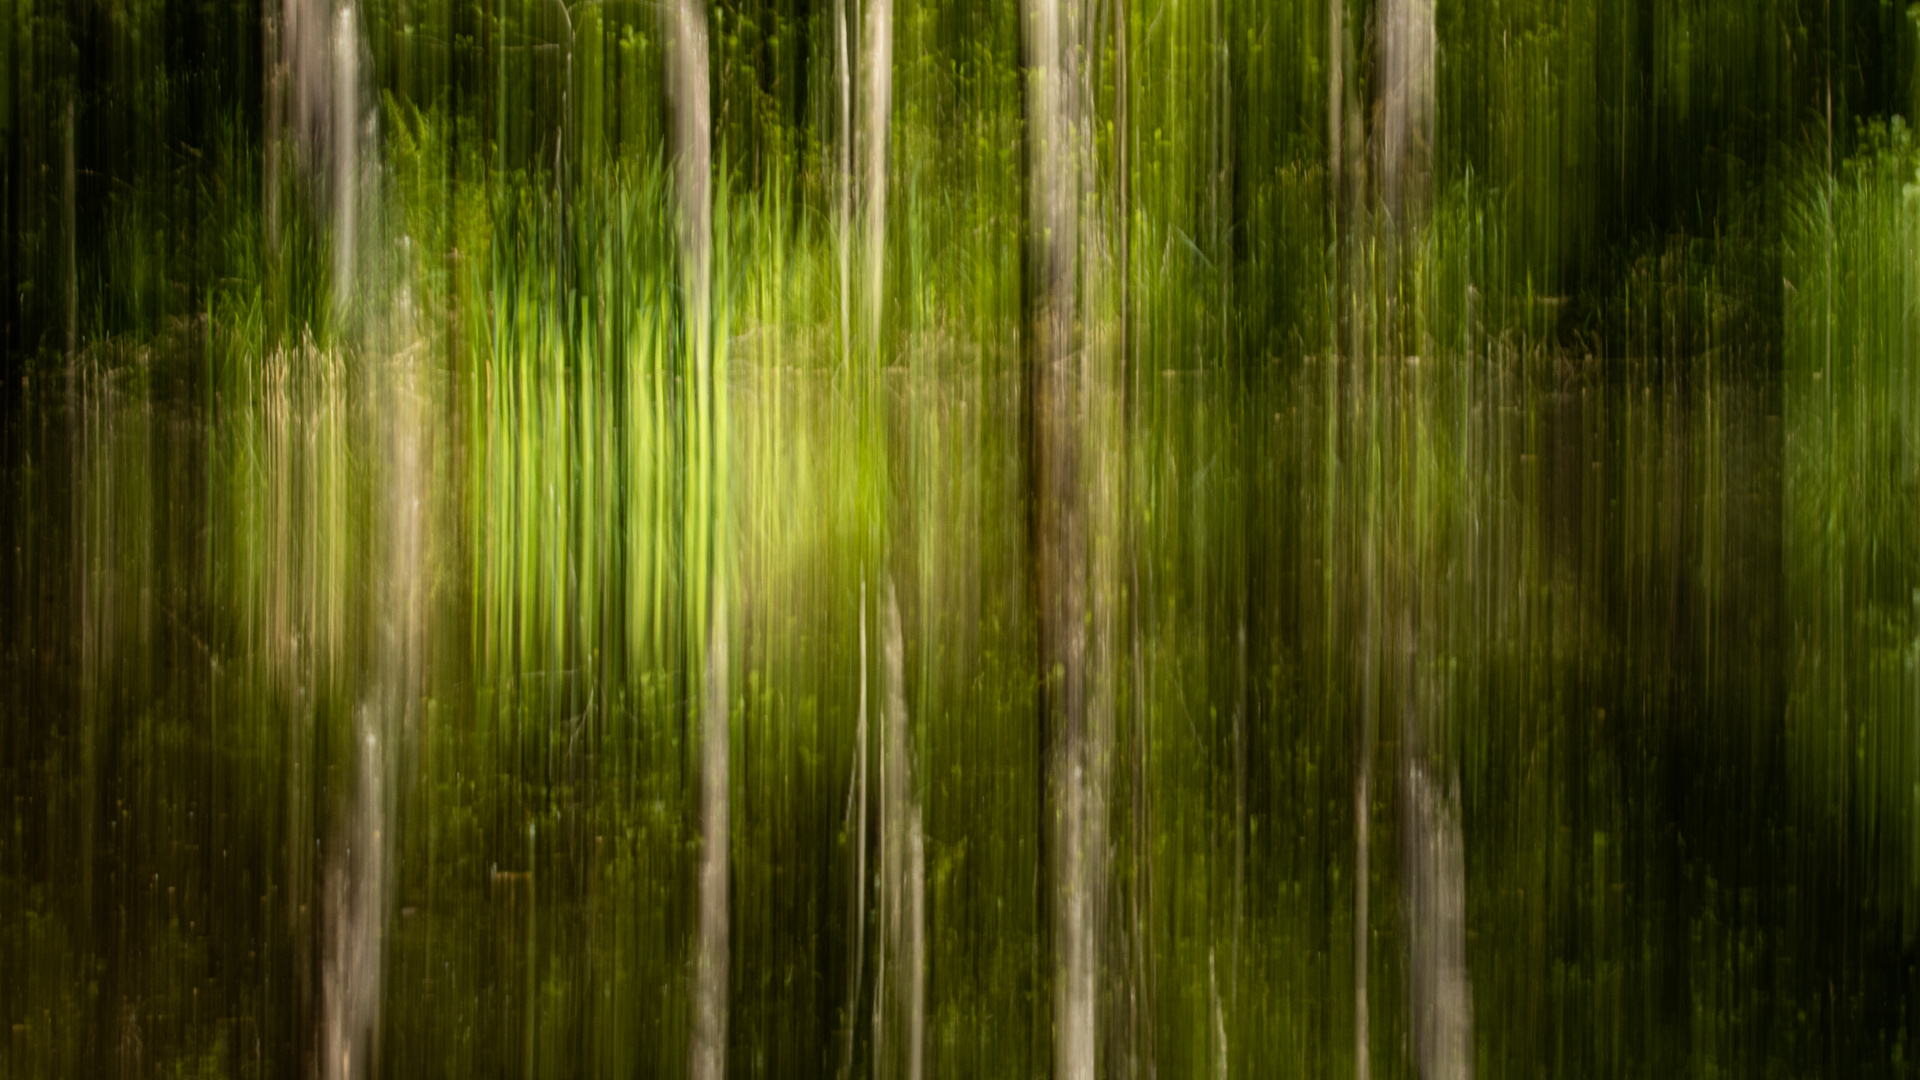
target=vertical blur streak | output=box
[839,579,869,1080]
[1327,6,1367,1078]
[833,0,852,357]
[1115,7,1155,1074]
[665,1,726,1077]
[861,0,891,358]
[1374,0,1469,1076]
[864,0,921,1070]
[694,544,729,1080]
[877,576,925,1080]
[312,0,406,1072]
[1024,0,1114,1076]
[1376,0,1434,222]
[321,716,385,1080]
[326,311,430,1080]
[61,97,74,359]
[330,8,360,320]
[1401,747,1471,1080]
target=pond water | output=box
[3,345,1914,1079]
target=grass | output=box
[1784,117,1920,923]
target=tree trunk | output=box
[861,0,892,359]
[1353,527,1376,1080]
[834,0,852,355]
[1375,0,1435,224]
[62,96,75,359]
[1372,3,1467,1078]
[330,5,359,319]
[876,576,925,1080]
[862,3,920,1069]
[318,0,414,1071]
[1023,1,1114,1077]
[838,580,869,1080]
[665,4,726,1080]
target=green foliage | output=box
[1784,118,1920,921]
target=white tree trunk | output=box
[861,0,892,358]
[315,1,415,1071]
[665,5,726,1080]
[1375,0,1435,221]
[834,0,852,355]
[1023,3,1112,1079]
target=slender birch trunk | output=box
[861,0,892,359]
[1346,1,1471,1076]
[839,4,920,1070]
[863,2,921,1073]
[664,4,726,1079]
[330,6,359,320]
[1372,2,1469,1078]
[1337,0,1456,1076]
[1376,0,1435,224]
[834,0,853,357]
[1024,1,1114,1077]
[1026,2,1089,1073]
[287,0,409,1072]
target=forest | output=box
[3,0,1920,1077]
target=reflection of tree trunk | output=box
[838,581,869,1080]
[692,579,730,1080]
[1126,528,1156,1080]
[322,716,387,1080]
[1400,780,1471,1080]
[875,576,925,1080]
[665,2,726,1079]
[1399,618,1471,1080]
[1353,528,1376,1080]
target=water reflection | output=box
[1,341,1916,1077]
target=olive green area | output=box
[4,1,1920,1078]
